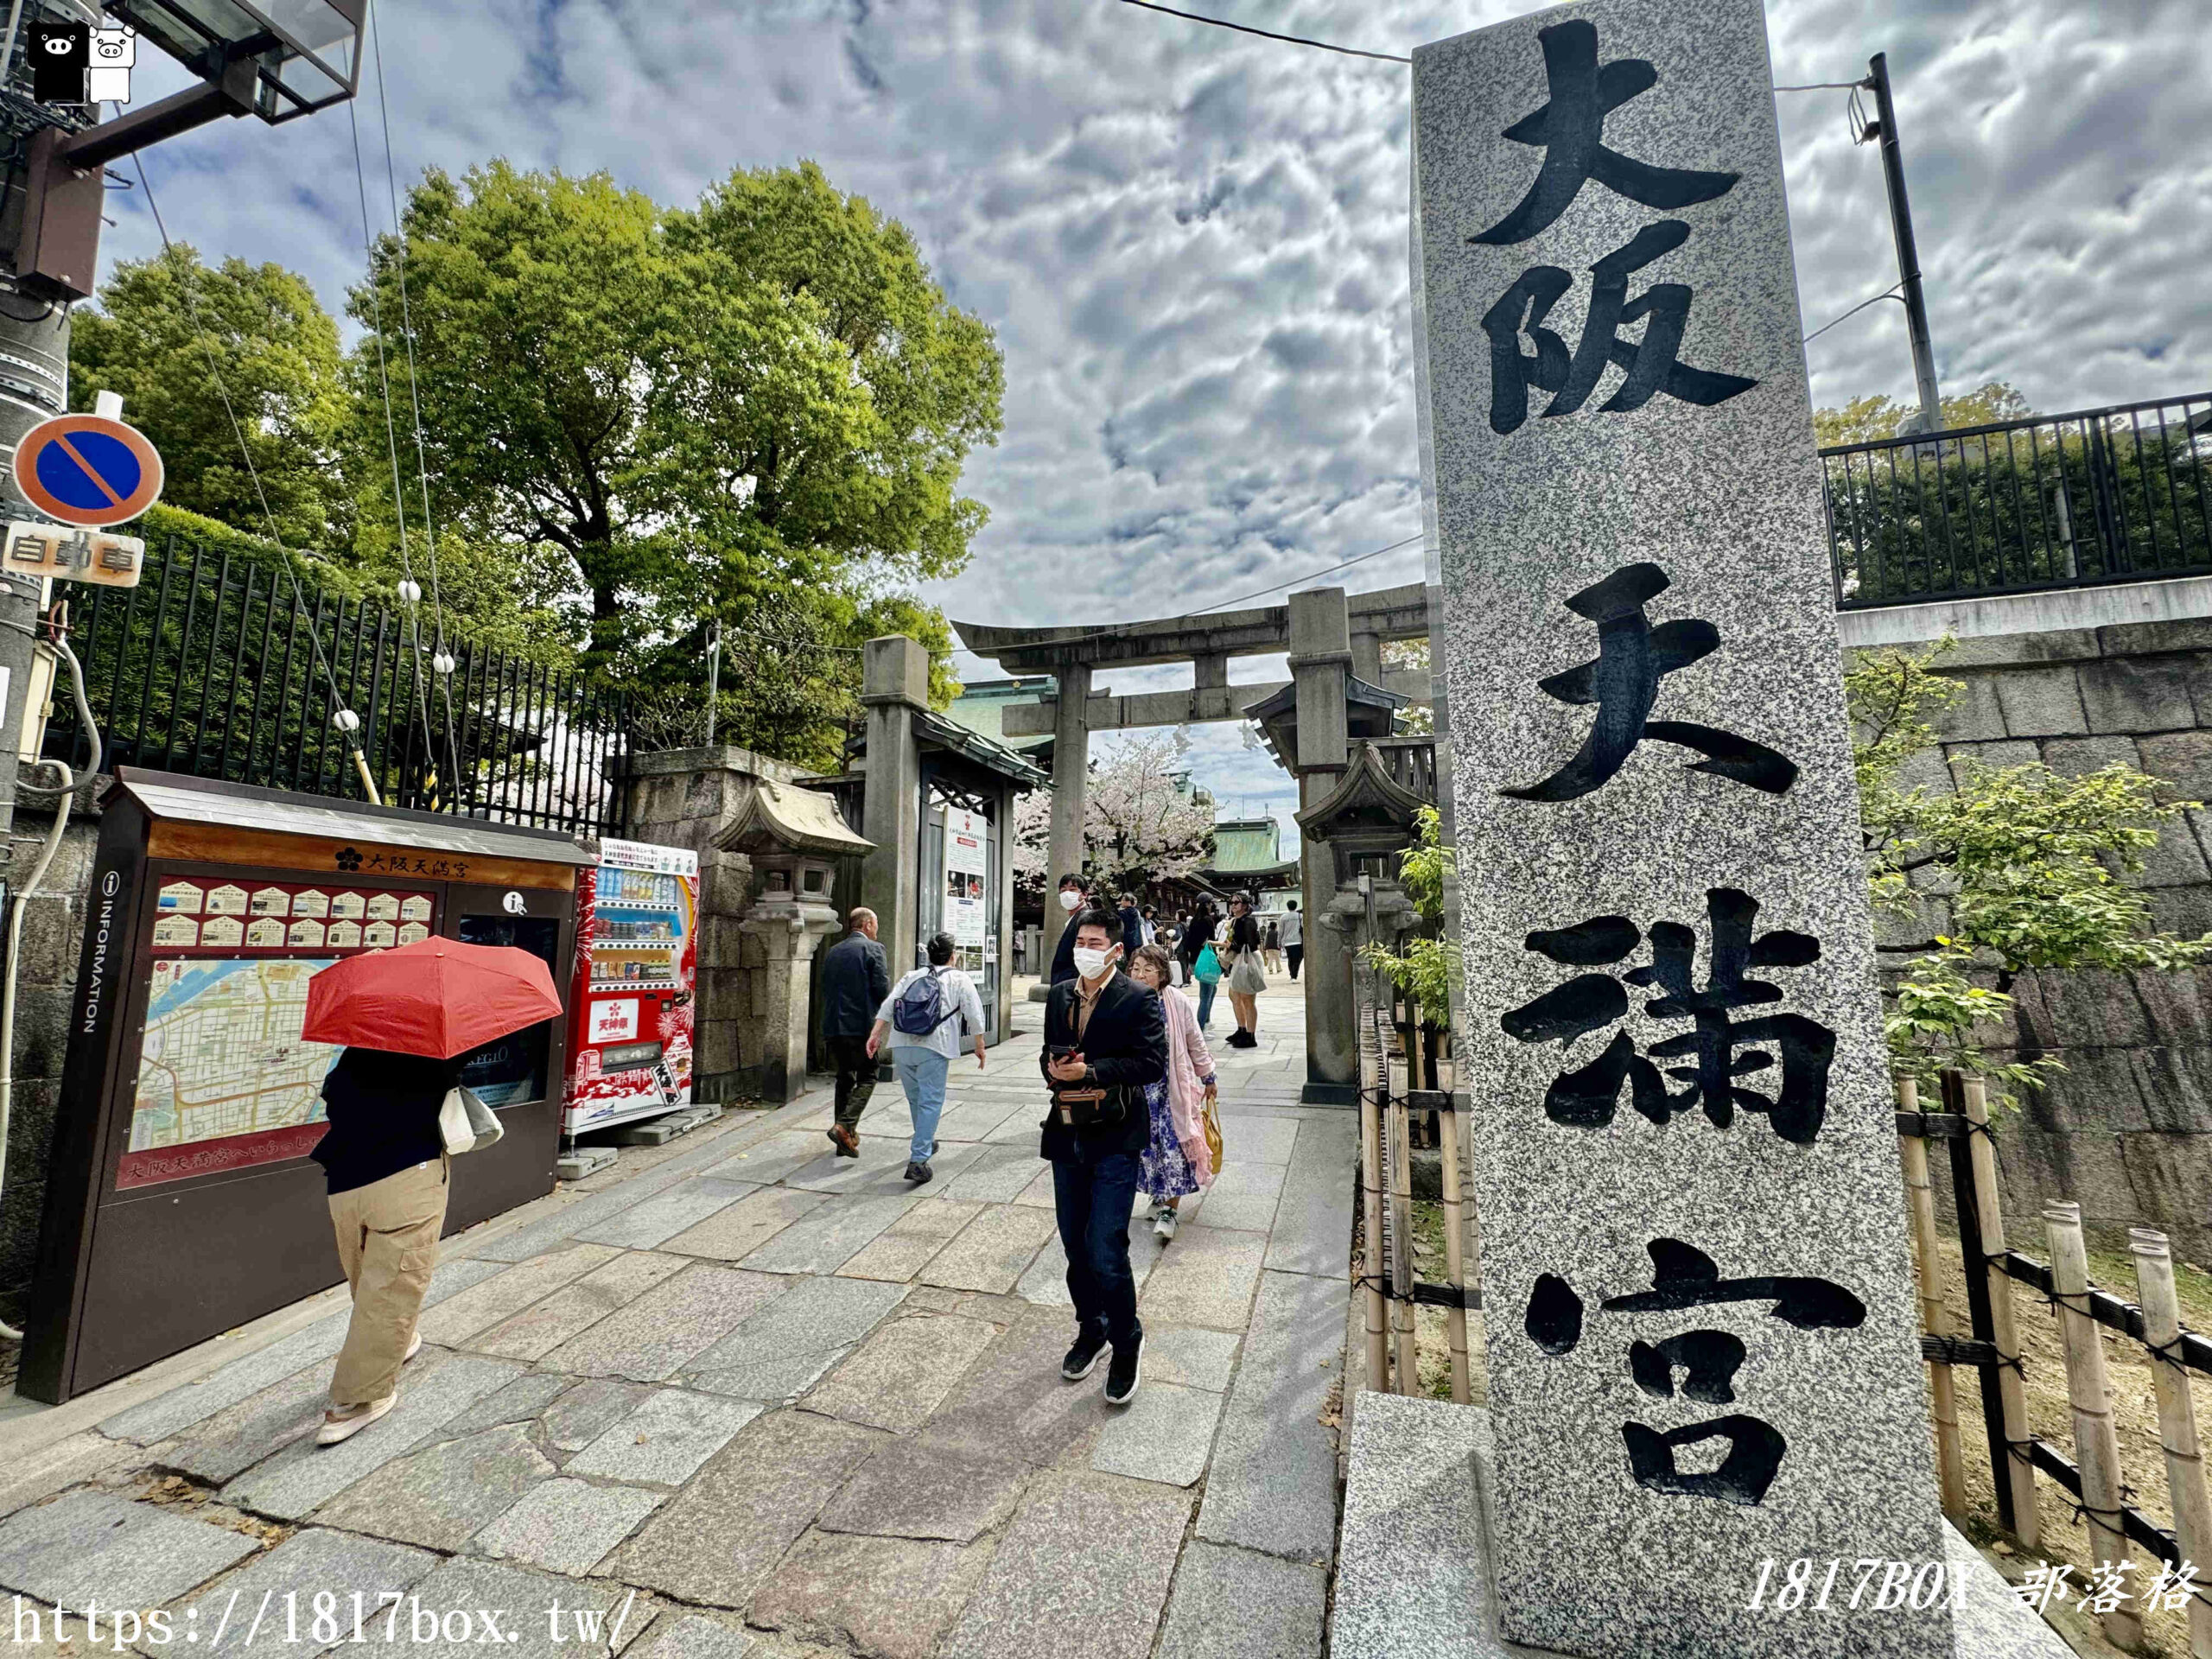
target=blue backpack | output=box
[891,969,957,1037]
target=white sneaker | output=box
[1154,1206,1179,1241]
[404,1330,423,1363]
[316,1393,397,1446]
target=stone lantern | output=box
[713,777,874,1101]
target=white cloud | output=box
[99,0,2210,814]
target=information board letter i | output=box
[1411,2,1952,1656]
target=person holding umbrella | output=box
[302,935,563,1446]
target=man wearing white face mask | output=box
[1040,909,1167,1406]
[1046,874,1092,985]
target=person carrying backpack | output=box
[868,931,987,1184]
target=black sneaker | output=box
[1105,1332,1143,1405]
[1061,1329,1108,1380]
[904,1160,933,1185]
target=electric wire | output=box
[127,149,381,801]
[1773,80,1867,92]
[1803,283,1904,346]
[346,79,444,798]
[1109,0,1406,63]
[367,0,468,810]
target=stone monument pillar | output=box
[1047,658,1092,887]
[861,635,929,974]
[1287,587,1358,1103]
[1414,3,1948,1655]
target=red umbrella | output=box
[303,936,564,1059]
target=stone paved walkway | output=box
[0,977,1351,1658]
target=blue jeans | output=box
[1195,979,1217,1029]
[1050,1141,1143,1348]
[893,1047,949,1164]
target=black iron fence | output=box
[44,537,628,838]
[1824,393,2212,610]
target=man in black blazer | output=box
[819,906,890,1157]
[1040,908,1166,1405]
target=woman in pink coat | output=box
[1128,944,1216,1241]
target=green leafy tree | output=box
[69,245,351,549]
[1849,638,2212,1105]
[1814,381,2032,447]
[1363,804,1457,1024]
[352,160,1002,766]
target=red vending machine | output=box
[563,837,699,1137]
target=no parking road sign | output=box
[12,413,164,528]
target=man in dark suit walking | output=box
[820,906,889,1158]
[1040,908,1166,1405]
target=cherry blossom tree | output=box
[1011,728,1217,903]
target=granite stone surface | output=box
[1158,1540,1327,1659]
[836,1199,985,1281]
[162,1364,329,1484]
[312,1421,556,1550]
[601,1409,886,1609]
[415,1243,622,1347]
[816,1437,1032,1542]
[1193,1269,1345,1566]
[563,1389,763,1485]
[0,1491,260,1611]
[938,1472,1190,1659]
[536,1263,784,1380]
[683,1271,908,1376]
[803,1312,1001,1432]
[1090,1379,1224,1488]
[1137,1224,1268,1331]
[1141,1325,1243,1391]
[166,1527,439,1656]
[751,1529,992,1659]
[541,1378,656,1453]
[917,1202,1057,1292]
[469,1477,666,1576]
[624,1613,752,1659]
[468,1250,690,1361]
[99,1307,351,1443]
[572,1176,754,1250]
[735,1191,922,1274]
[659,1185,828,1262]
[1413,3,1949,1653]
[398,1555,647,1657]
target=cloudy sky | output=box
[105,0,2210,846]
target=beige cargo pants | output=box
[327,1156,449,1408]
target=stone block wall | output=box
[1,783,104,1322]
[1860,619,2212,1263]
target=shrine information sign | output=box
[1412,2,1949,1654]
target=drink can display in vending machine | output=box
[563,837,700,1136]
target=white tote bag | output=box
[437,1084,505,1156]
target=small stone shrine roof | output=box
[713,777,877,859]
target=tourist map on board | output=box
[121,957,341,1189]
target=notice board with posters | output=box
[20,770,591,1403]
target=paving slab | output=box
[416,1243,623,1346]
[314,1421,556,1550]
[99,1307,350,1444]
[918,1204,1056,1294]
[161,1363,328,1484]
[399,1554,648,1656]
[659,1185,827,1262]
[817,1438,1032,1542]
[572,1177,755,1250]
[938,1472,1190,1659]
[923,1310,1113,1468]
[752,1529,992,1659]
[564,1389,764,1485]
[696,1128,845,1188]
[1183,1186,1281,1233]
[1194,1269,1345,1566]
[687,1344,850,1405]
[542,1379,656,1453]
[0,1430,139,1521]
[1263,1116,1354,1278]
[434,1370,575,1440]
[802,1313,1001,1433]
[0,1491,260,1611]
[684,1273,909,1378]
[1012,1167,1057,1208]
[603,1410,886,1610]
[624,1613,752,1659]
[1014,1216,1166,1309]
[224,1353,524,1522]
[836,1200,984,1281]
[737,1191,922,1275]
[782,1139,989,1198]
[1219,1115,1303,1166]
[1090,1380,1224,1488]
[537,1264,785,1381]
[470,1251,691,1361]
[469,1139,744,1262]
[166,1526,439,1656]
[1142,1326,1243,1392]
[470,1478,666,1576]
[1137,1225,1268,1331]
[930,1096,1032,1144]
[1157,1539,1327,1659]
[936,1141,1046,1206]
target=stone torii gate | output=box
[952,581,1432,1101]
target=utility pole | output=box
[1865,52,1943,435]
